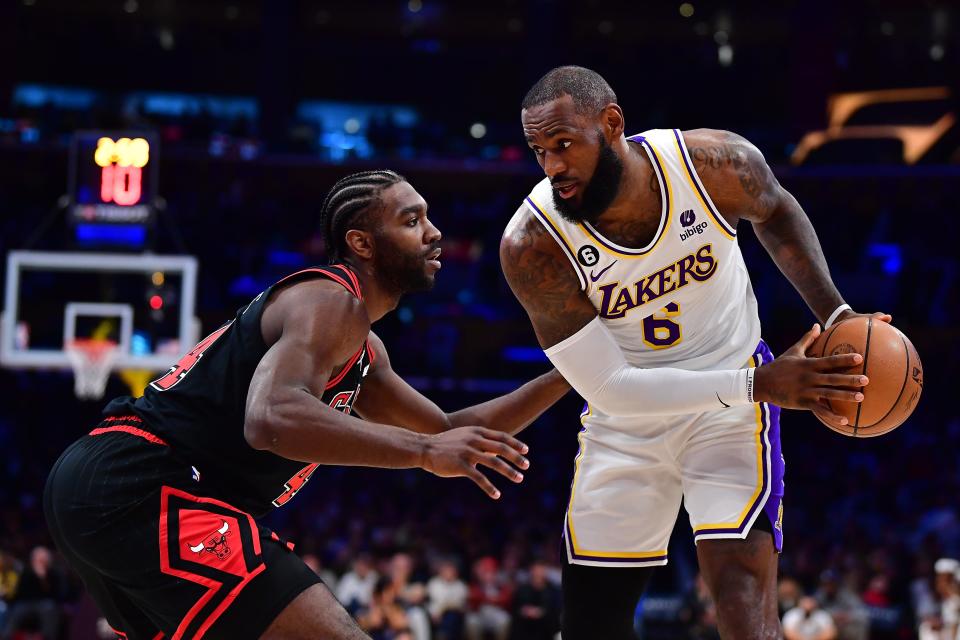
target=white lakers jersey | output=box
[524,128,761,373]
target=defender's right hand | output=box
[754,324,869,425]
[419,427,530,499]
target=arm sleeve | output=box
[543,317,755,416]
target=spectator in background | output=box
[779,576,803,618]
[0,551,21,631]
[917,558,960,640]
[815,569,869,640]
[389,553,430,640]
[337,553,379,615]
[783,596,838,640]
[678,573,720,640]
[914,556,941,638]
[935,558,960,640]
[466,556,511,640]
[955,566,960,640]
[302,552,340,593]
[861,573,892,608]
[357,576,413,640]
[1,546,63,640]
[427,557,468,640]
[509,560,560,640]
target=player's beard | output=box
[552,132,624,225]
[373,234,437,295]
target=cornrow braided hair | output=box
[320,169,406,263]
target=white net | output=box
[65,339,118,400]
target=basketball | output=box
[810,317,923,437]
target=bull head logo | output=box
[187,520,231,560]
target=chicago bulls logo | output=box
[160,488,268,637]
[186,520,231,560]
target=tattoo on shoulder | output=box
[502,214,595,346]
[687,132,779,218]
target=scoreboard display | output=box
[69,131,159,246]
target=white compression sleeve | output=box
[544,317,755,416]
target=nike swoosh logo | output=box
[589,261,617,282]
[716,393,730,409]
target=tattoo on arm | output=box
[686,129,844,321]
[686,130,780,222]
[501,213,596,348]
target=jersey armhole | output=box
[273,265,363,299]
[522,199,588,292]
[672,129,738,239]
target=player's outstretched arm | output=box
[683,128,889,326]
[500,206,868,417]
[352,332,570,436]
[243,279,528,499]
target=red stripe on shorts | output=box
[89,425,168,446]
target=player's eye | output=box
[558,140,572,149]
[532,147,545,156]
[406,217,419,227]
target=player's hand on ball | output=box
[419,427,530,499]
[753,324,869,424]
[834,309,892,325]
[810,400,849,431]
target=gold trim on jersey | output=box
[692,399,768,534]
[565,409,670,563]
[579,137,674,258]
[524,196,589,292]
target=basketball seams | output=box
[866,332,912,433]
[816,317,919,437]
[818,323,840,357]
[818,321,848,435]
[852,318,873,436]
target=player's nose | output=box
[423,216,441,244]
[543,151,567,179]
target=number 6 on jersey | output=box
[642,302,682,349]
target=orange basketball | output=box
[809,317,923,437]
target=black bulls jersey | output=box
[103,265,374,517]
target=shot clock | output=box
[69,131,159,247]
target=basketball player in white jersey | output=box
[500,66,890,639]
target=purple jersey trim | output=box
[693,340,785,551]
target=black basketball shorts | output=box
[43,419,321,640]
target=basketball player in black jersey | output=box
[44,170,570,640]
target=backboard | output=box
[1,251,199,372]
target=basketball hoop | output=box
[65,339,119,400]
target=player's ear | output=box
[344,229,374,260]
[601,103,624,140]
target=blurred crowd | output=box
[5,543,960,639]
